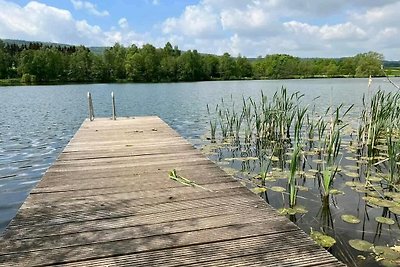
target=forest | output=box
[0,39,388,84]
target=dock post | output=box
[87,92,94,121]
[111,91,116,120]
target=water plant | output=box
[204,84,400,266]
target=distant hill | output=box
[384,60,400,68]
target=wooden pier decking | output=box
[0,117,345,266]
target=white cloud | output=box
[118,17,129,29]
[162,4,221,38]
[70,0,109,17]
[220,6,280,35]
[160,0,400,59]
[0,1,146,46]
[284,21,367,41]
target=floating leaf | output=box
[389,206,400,215]
[270,186,286,192]
[310,229,336,248]
[329,189,344,195]
[366,191,380,198]
[345,181,364,187]
[367,176,383,183]
[293,205,308,214]
[344,165,360,171]
[277,208,287,215]
[384,192,400,199]
[296,185,309,191]
[349,239,373,252]
[363,197,395,208]
[375,216,395,225]
[355,187,370,193]
[344,172,360,178]
[270,156,280,161]
[305,172,317,178]
[252,187,267,194]
[308,169,319,174]
[341,214,361,224]
[277,207,296,215]
[296,171,306,176]
[374,246,400,260]
[380,259,398,267]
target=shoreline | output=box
[1,75,398,87]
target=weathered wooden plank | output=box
[0,117,344,267]
[56,233,334,267]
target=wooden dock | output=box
[0,117,345,266]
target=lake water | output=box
[1,78,399,265]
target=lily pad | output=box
[345,181,365,187]
[389,206,400,215]
[374,246,400,260]
[375,216,395,225]
[344,165,360,171]
[329,189,344,195]
[384,192,400,199]
[344,172,360,178]
[363,197,395,208]
[366,191,381,198]
[349,239,373,252]
[252,187,267,194]
[270,156,280,161]
[296,185,309,191]
[293,205,308,214]
[380,259,398,267]
[277,207,297,215]
[341,214,361,224]
[270,186,286,192]
[310,230,336,248]
[367,176,383,183]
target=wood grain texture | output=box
[0,117,345,266]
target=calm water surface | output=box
[1,78,399,264]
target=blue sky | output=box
[1,0,400,59]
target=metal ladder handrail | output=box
[87,91,117,121]
[87,92,94,121]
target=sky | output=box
[0,0,399,60]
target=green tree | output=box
[177,50,203,81]
[202,54,219,79]
[236,55,253,78]
[218,53,236,80]
[68,46,93,82]
[104,43,127,80]
[0,40,10,79]
[354,51,383,77]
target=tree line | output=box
[0,39,385,84]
